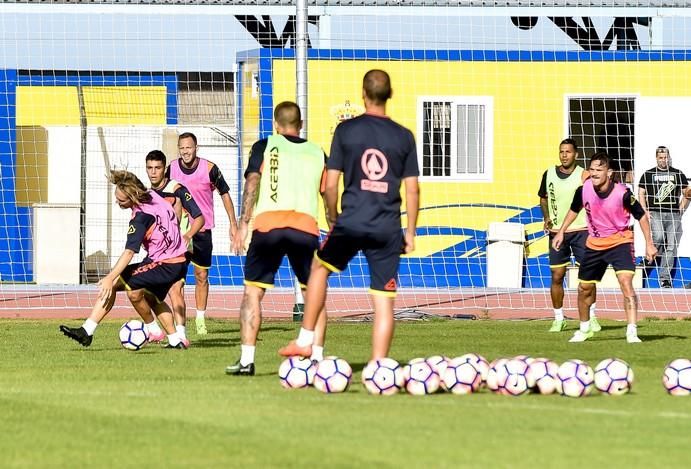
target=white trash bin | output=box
[33,203,81,284]
[486,222,525,288]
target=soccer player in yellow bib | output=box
[538,138,598,333]
[225,101,329,376]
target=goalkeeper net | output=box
[2,1,691,319]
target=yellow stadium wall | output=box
[270,59,691,258]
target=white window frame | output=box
[416,95,494,183]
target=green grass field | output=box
[2,317,691,468]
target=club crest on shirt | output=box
[127,225,136,235]
[360,148,389,193]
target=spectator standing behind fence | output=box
[638,146,689,288]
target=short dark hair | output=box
[560,138,579,152]
[589,151,611,168]
[363,69,392,104]
[274,101,301,128]
[178,132,197,145]
[656,146,670,156]
[145,150,166,165]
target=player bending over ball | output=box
[60,170,190,349]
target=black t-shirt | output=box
[165,159,231,195]
[246,134,327,178]
[328,113,419,233]
[638,166,688,212]
[570,185,646,220]
[125,212,155,252]
[153,181,203,220]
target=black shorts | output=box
[549,230,587,268]
[244,228,319,289]
[317,225,404,295]
[190,230,213,269]
[577,243,636,283]
[119,258,189,303]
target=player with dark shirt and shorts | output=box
[553,153,657,344]
[60,170,189,348]
[166,132,238,335]
[280,69,420,361]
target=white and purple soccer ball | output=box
[362,358,404,396]
[403,358,441,395]
[663,358,691,396]
[456,353,490,386]
[486,358,510,393]
[278,356,316,389]
[498,358,531,396]
[594,358,634,396]
[313,357,352,393]
[119,320,149,351]
[425,355,450,389]
[556,359,594,397]
[442,357,482,395]
[527,358,559,395]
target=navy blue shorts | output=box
[549,230,587,268]
[190,230,213,269]
[317,225,404,295]
[119,258,189,302]
[577,243,636,283]
[244,228,319,289]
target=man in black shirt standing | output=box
[638,146,689,288]
[279,69,420,361]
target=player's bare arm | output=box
[637,187,648,212]
[539,197,552,231]
[99,248,135,303]
[403,176,419,254]
[232,172,260,254]
[552,209,578,251]
[220,191,239,241]
[638,213,658,263]
[184,211,205,247]
[324,169,341,225]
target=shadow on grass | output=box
[593,334,687,342]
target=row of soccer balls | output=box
[280,354,691,397]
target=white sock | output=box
[167,332,181,346]
[580,321,590,333]
[554,308,564,321]
[176,325,187,338]
[196,310,206,320]
[82,319,98,336]
[145,320,162,335]
[310,345,324,362]
[240,344,255,366]
[296,328,315,347]
[626,323,638,336]
[589,303,597,318]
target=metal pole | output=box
[296,0,308,138]
[294,0,308,320]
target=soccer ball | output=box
[403,358,441,395]
[313,357,352,393]
[486,357,509,393]
[426,355,449,390]
[500,359,530,396]
[278,356,315,389]
[594,358,634,396]
[456,353,490,386]
[362,358,404,396]
[527,358,559,395]
[663,358,691,396]
[119,320,149,351]
[556,359,594,397]
[442,357,482,395]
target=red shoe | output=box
[278,340,312,358]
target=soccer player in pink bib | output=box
[60,170,190,348]
[167,132,238,335]
[553,153,657,343]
